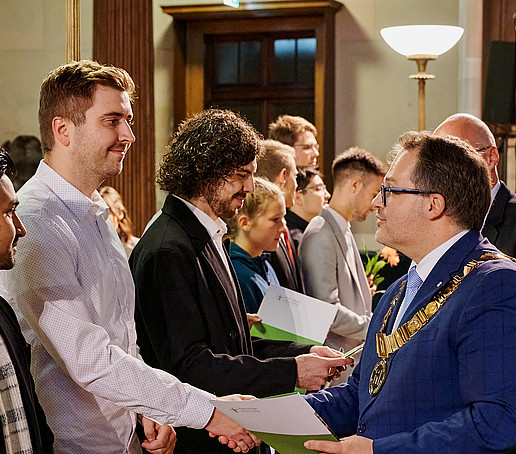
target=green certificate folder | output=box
[211,393,339,454]
[250,284,338,346]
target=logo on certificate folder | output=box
[230,407,259,414]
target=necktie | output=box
[282,231,295,264]
[392,266,423,331]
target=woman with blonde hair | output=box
[99,186,139,258]
[227,177,287,313]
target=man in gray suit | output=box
[434,113,516,258]
[299,148,385,379]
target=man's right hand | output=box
[295,353,354,390]
[205,408,260,453]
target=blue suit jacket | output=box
[306,231,516,453]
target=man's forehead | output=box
[385,149,416,180]
[239,159,257,173]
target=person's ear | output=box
[426,193,446,220]
[293,190,304,206]
[238,214,252,232]
[349,177,362,194]
[275,168,287,189]
[483,146,500,170]
[52,116,71,147]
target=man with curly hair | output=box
[130,109,353,454]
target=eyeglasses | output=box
[294,143,319,152]
[299,183,326,194]
[379,183,434,206]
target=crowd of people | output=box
[0,58,514,454]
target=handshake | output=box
[205,345,355,452]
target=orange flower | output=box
[380,246,400,267]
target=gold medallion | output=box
[369,358,387,396]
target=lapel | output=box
[482,182,510,243]
[395,231,491,329]
[360,231,492,414]
[162,196,251,353]
[320,207,370,306]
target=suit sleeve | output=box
[373,264,516,453]
[304,361,361,437]
[299,225,370,340]
[132,246,301,398]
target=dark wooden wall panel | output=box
[93,0,155,236]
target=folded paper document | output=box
[250,284,338,345]
[212,393,338,453]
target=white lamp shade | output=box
[380,25,464,57]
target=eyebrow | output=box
[101,112,133,120]
[236,168,253,175]
[384,177,396,185]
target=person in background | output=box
[255,139,304,293]
[299,148,385,381]
[434,113,516,258]
[268,115,319,167]
[285,167,330,252]
[1,136,42,190]
[227,177,287,314]
[0,148,53,453]
[99,185,139,258]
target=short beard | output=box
[205,183,238,219]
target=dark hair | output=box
[296,166,321,192]
[332,147,386,185]
[393,131,491,231]
[157,109,263,198]
[268,115,317,146]
[1,135,42,190]
[39,60,136,154]
[0,148,16,180]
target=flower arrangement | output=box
[363,244,400,288]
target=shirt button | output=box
[357,422,366,433]
[229,331,237,339]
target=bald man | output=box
[435,113,516,257]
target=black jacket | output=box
[0,296,53,454]
[130,195,311,454]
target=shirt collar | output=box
[411,229,469,282]
[491,180,501,201]
[35,161,107,220]
[327,206,350,233]
[175,195,227,240]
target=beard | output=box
[205,184,247,219]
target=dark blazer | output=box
[284,209,308,253]
[482,180,516,258]
[130,195,311,454]
[306,231,516,452]
[0,296,53,454]
[269,229,305,293]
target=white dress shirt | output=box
[392,229,469,330]
[178,196,238,298]
[1,162,215,454]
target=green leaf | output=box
[371,260,386,276]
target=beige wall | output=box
[0,0,93,142]
[1,0,465,248]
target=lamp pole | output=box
[408,55,436,131]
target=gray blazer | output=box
[299,206,371,355]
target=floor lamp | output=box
[380,25,464,131]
